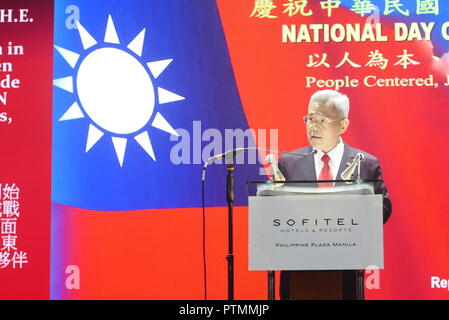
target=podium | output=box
[246,180,384,300]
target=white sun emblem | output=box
[53,15,184,166]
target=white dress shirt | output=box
[313,138,345,180]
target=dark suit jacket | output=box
[277,142,392,300]
[278,143,392,223]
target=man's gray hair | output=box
[308,90,350,119]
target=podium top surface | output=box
[246,180,380,196]
[246,179,383,184]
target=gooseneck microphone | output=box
[205,147,316,164]
[202,147,317,180]
[205,147,247,164]
[341,152,365,182]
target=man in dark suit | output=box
[278,90,392,299]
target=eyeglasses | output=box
[303,116,341,128]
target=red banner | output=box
[0,0,53,299]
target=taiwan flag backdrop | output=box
[50,0,264,299]
[51,0,449,300]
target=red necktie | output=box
[318,153,333,188]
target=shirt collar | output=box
[314,137,344,163]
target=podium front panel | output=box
[248,194,383,271]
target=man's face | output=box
[306,102,349,153]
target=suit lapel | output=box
[301,146,316,180]
[337,143,357,180]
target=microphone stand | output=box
[226,162,235,300]
[204,150,239,301]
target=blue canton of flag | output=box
[52,0,262,211]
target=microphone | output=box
[340,153,365,182]
[265,154,285,181]
[202,147,316,181]
[205,147,316,164]
[202,147,252,181]
[205,147,247,164]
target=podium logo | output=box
[273,217,359,227]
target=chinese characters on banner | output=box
[250,0,440,19]
[247,0,447,89]
[0,184,28,269]
[307,49,420,69]
[0,0,53,300]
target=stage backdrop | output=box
[49,0,449,300]
[2,0,449,300]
